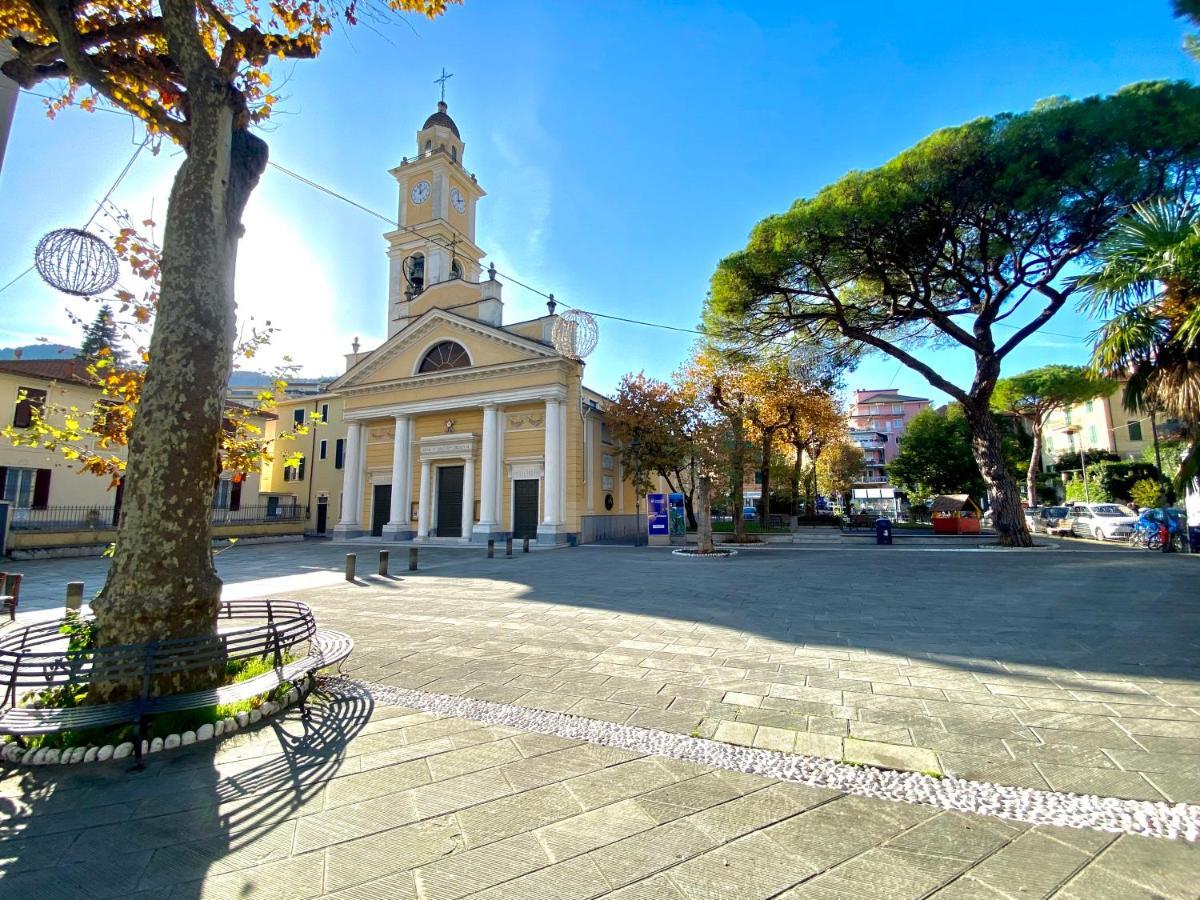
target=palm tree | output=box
[1076,198,1200,490]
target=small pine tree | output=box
[77,305,126,366]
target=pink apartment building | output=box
[847,389,931,483]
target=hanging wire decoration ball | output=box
[34,228,120,297]
[551,308,600,359]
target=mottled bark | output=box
[696,476,715,553]
[758,431,772,527]
[1027,424,1043,508]
[730,416,746,541]
[90,80,268,700]
[962,402,1033,547]
[790,448,801,518]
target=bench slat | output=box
[0,630,354,737]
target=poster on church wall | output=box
[647,493,669,536]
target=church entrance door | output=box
[436,465,464,537]
[513,479,539,539]
[371,483,390,536]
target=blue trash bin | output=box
[875,517,893,545]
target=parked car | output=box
[1026,505,1072,535]
[1068,503,1139,541]
[742,506,758,521]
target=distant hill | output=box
[0,343,77,360]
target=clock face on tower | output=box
[450,187,466,214]
[410,181,431,204]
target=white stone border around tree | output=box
[671,548,739,559]
[0,677,310,767]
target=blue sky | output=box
[0,1,1194,404]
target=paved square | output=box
[3,539,1199,896]
[3,681,1198,897]
[288,542,1200,803]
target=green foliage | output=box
[10,652,297,751]
[816,442,865,500]
[1099,461,1162,502]
[1064,471,1112,503]
[992,366,1115,425]
[704,81,1200,544]
[887,406,984,499]
[1131,478,1168,508]
[1144,439,1186,480]
[77,304,127,367]
[1175,1,1200,61]
[1061,460,1160,503]
[1076,197,1200,493]
[1054,449,1121,471]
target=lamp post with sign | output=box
[1063,425,1090,503]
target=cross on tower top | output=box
[434,68,454,103]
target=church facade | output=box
[261,101,637,544]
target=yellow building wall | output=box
[0,372,126,510]
[1041,383,1151,467]
[260,394,346,530]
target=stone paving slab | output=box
[239,543,1200,803]
[2,685,1198,897]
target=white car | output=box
[1068,503,1138,542]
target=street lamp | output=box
[1063,425,1090,503]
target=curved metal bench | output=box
[0,599,353,767]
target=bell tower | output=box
[385,94,489,337]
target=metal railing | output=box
[579,514,641,545]
[211,503,305,525]
[7,505,120,532]
[9,502,305,532]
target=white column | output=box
[336,422,363,529]
[478,405,498,526]
[542,399,562,526]
[558,400,567,525]
[385,416,410,533]
[417,459,432,538]
[494,408,505,526]
[461,456,475,542]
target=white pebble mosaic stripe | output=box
[323,676,1200,842]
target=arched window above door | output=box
[418,341,470,373]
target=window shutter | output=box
[230,479,243,511]
[298,456,307,481]
[32,469,51,509]
[335,439,345,470]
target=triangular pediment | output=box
[330,308,558,391]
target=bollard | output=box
[409,547,419,571]
[1,572,19,621]
[487,539,494,559]
[378,550,389,576]
[506,537,513,557]
[65,581,85,612]
[345,553,357,582]
[523,537,530,553]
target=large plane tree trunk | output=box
[89,81,268,701]
[962,400,1032,548]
